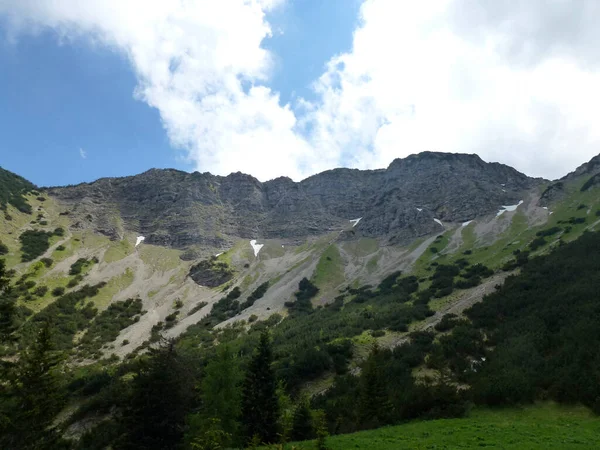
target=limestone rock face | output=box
[47,152,542,250]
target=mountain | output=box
[46,152,539,252]
[2,151,599,353]
[2,151,600,448]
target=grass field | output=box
[280,404,600,450]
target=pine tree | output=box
[120,339,193,449]
[187,344,242,447]
[291,397,315,441]
[358,344,393,429]
[241,330,280,444]
[3,322,66,449]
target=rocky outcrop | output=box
[47,152,543,250]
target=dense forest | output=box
[1,228,600,448]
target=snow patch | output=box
[349,217,362,227]
[135,236,145,247]
[416,208,423,212]
[542,207,548,210]
[433,219,443,227]
[250,240,264,257]
[215,252,223,257]
[462,220,473,227]
[501,183,506,187]
[502,189,506,193]
[496,200,524,217]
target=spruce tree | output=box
[186,344,242,447]
[3,322,66,449]
[241,330,280,444]
[291,397,315,441]
[120,339,192,449]
[358,344,393,429]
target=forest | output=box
[1,230,600,448]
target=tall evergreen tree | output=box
[186,344,242,447]
[241,330,280,444]
[120,339,193,450]
[358,344,393,429]
[1,322,66,449]
[291,397,315,442]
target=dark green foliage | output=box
[443,231,600,411]
[0,241,8,256]
[567,216,586,225]
[19,229,53,262]
[69,257,94,275]
[40,257,53,268]
[0,166,35,214]
[291,398,315,441]
[119,341,193,449]
[186,345,242,447]
[286,278,319,315]
[22,283,104,350]
[0,323,67,449]
[187,301,208,316]
[52,286,65,297]
[56,245,66,252]
[240,281,270,310]
[53,227,65,237]
[67,275,84,288]
[0,259,17,340]
[34,285,49,297]
[241,331,280,445]
[78,298,143,356]
[502,250,530,271]
[196,287,242,329]
[536,226,562,237]
[528,236,547,251]
[358,345,393,429]
[434,313,461,332]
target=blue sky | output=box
[0,0,361,186]
[0,1,599,185]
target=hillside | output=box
[1,152,600,448]
[281,404,600,449]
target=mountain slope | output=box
[1,151,600,357]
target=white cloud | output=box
[79,148,86,159]
[2,0,600,180]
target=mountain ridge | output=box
[44,151,543,252]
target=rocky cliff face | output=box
[47,152,542,251]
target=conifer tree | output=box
[358,344,393,429]
[0,259,16,341]
[120,339,192,449]
[2,322,66,449]
[291,396,315,441]
[186,344,242,447]
[241,330,280,444]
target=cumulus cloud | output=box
[1,0,600,180]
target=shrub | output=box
[40,257,53,268]
[122,340,130,346]
[34,286,49,297]
[174,299,183,309]
[52,286,65,297]
[19,229,53,261]
[0,241,8,255]
[39,220,48,226]
[248,314,258,323]
[53,227,65,237]
[56,245,66,251]
[187,302,208,316]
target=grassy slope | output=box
[284,404,600,449]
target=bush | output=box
[40,257,53,268]
[34,286,49,297]
[53,227,65,237]
[0,241,8,255]
[52,286,66,297]
[19,229,53,261]
[56,245,66,251]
